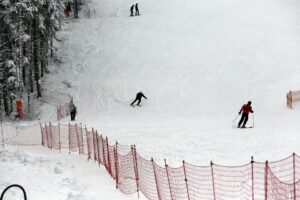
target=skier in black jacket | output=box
[135,3,140,16]
[69,100,77,121]
[130,4,134,16]
[130,92,147,106]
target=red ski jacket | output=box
[240,104,253,114]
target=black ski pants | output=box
[238,113,248,127]
[70,112,76,121]
[130,98,141,106]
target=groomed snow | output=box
[41,0,300,168]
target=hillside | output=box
[41,0,300,165]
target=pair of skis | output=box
[238,126,253,129]
[130,104,141,107]
[233,113,255,129]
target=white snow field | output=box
[41,0,300,166]
[0,145,142,200]
[2,0,300,199]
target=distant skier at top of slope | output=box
[130,4,134,16]
[238,101,254,128]
[130,92,147,107]
[135,3,140,16]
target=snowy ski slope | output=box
[42,0,300,166]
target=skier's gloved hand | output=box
[238,111,241,115]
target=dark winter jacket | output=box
[240,104,253,115]
[136,92,147,100]
[69,103,77,114]
[135,3,139,11]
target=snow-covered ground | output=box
[2,0,300,198]
[41,0,300,166]
[0,145,142,200]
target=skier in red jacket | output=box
[238,101,254,128]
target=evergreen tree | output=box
[0,0,66,118]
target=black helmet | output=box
[248,101,252,105]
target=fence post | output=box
[85,125,91,160]
[58,123,61,153]
[92,128,97,161]
[264,161,268,200]
[75,124,80,155]
[96,131,101,166]
[131,145,140,198]
[114,142,119,188]
[44,123,47,147]
[45,123,49,148]
[81,125,84,154]
[101,135,106,168]
[211,161,216,200]
[293,153,296,200]
[290,91,293,109]
[39,122,43,146]
[68,123,71,154]
[182,161,191,200]
[151,158,162,200]
[164,159,173,200]
[49,122,53,149]
[251,156,254,200]
[106,136,112,175]
[96,133,101,166]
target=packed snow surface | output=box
[41,0,300,167]
[0,146,141,200]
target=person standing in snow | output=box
[135,3,140,16]
[238,101,254,128]
[69,100,77,121]
[130,92,147,106]
[130,4,134,16]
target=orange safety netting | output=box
[4,122,300,200]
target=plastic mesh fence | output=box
[167,165,189,200]
[75,124,84,154]
[3,122,300,200]
[136,153,160,200]
[184,163,214,200]
[50,123,61,151]
[85,129,95,159]
[117,150,137,194]
[68,123,79,153]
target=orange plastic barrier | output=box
[39,123,300,200]
[16,99,23,119]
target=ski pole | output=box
[252,113,255,128]
[233,114,240,123]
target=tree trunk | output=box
[33,17,41,98]
[9,95,13,116]
[28,21,34,93]
[40,40,44,77]
[2,65,9,116]
[22,44,26,86]
[74,0,79,18]
[0,14,12,116]
[50,35,53,58]
[29,67,33,93]
[18,12,23,98]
